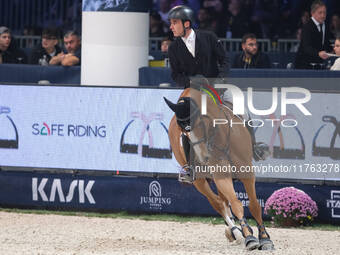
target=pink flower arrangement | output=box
[264,187,318,226]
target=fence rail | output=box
[14,35,308,54]
[149,37,302,53]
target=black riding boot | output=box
[178,134,195,183]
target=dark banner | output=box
[0,171,339,224]
[82,0,152,12]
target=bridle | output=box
[176,98,232,162]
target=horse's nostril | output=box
[204,156,209,162]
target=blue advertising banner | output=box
[0,171,339,224]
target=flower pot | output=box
[279,218,299,227]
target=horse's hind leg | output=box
[214,177,260,250]
[241,176,274,250]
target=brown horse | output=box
[164,87,274,251]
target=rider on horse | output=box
[167,5,270,182]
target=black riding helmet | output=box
[168,5,194,37]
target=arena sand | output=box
[1,211,339,255]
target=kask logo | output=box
[139,180,171,210]
[32,123,106,138]
[0,106,19,149]
[32,178,95,204]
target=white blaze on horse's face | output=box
[188,132,210,163]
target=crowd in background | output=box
[0,0,339,40]
[1,0,340,69]
[150,0,340,40]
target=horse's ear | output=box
[163,97,177,113]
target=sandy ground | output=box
[0,211,340,255]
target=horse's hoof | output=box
[245,235,260,251]
[225,228,235,242]
[258,239,275,250]
[231,226,243,243]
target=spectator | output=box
[290,28,302,52]
[232,33,271,69]
[250,0,280,39]
[197,8,217,34]
[149,10,166,37]
[201,0,226,36]
[298,10,311,28]
[295,0,332,69]
[330,37,340,70]
[0,26,27,64]
[161,37,172,54]
[330,13,340,39]
[49,30,81,66]
[158,0,171,27]
[221,0,249,38]
[29,28,62,65]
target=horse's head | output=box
[164,96,212,163]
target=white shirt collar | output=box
[181,29,196,57]
[311,17,324,28]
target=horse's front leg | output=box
[240,176,275,250]
[193,178,243,243]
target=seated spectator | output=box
[330,37,340,70]
[0,26,27,64]
[29,28,62,65]
[330,14,340,39]
[221,0,249,38]
[232,33,271,69]
[161,37,172,54]
[290,28,302,53]
[149,11,166,37]
[197,8,217,34]
[49,30,81,66]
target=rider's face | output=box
[170,19,188,37]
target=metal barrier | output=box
[149,37,272,52]
[15,36,41,48]
[277,39,335,52]
[277,39,300,52]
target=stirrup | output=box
[253,142,270,161]
[178,164,195,184]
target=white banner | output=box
[0,85,339,180]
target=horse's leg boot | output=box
[257,224,275,250]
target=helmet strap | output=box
[181,21,190,38]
